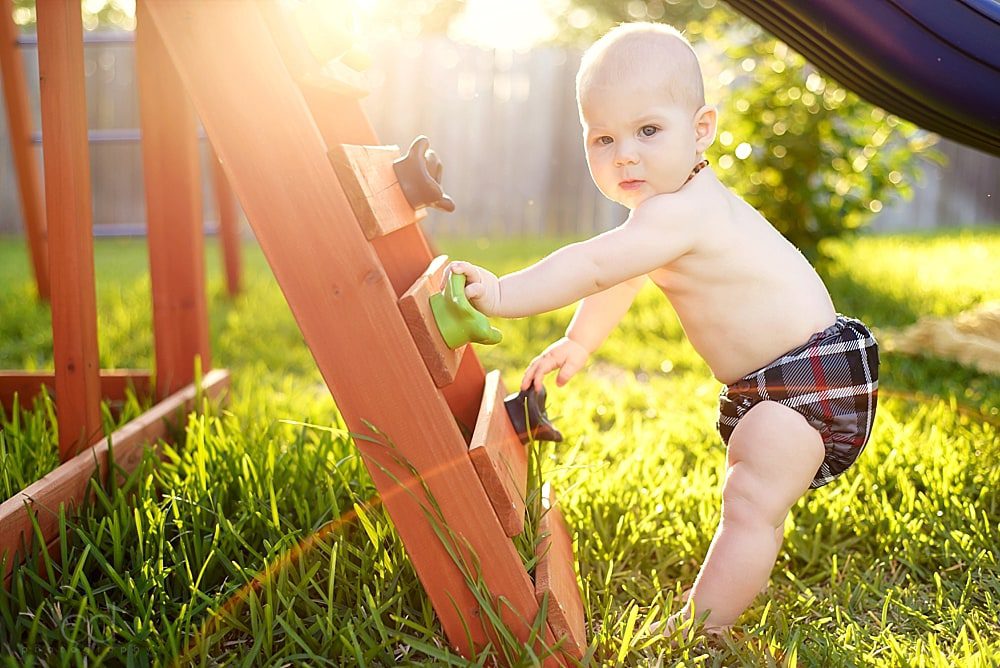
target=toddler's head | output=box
[576,23,716,208]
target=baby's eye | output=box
[639,125,658,137]
[594,135,613,146]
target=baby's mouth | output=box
[619,179,645,190]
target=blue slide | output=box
[724,0,1000,156]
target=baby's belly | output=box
[677,305,837,385]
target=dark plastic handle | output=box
[504,384,564,444]
[393,136,456,212]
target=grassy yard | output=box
[0,229,998,666]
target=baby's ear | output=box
[693,105,718,153]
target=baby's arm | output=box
[521,276,646,390]
[451,195,696,318]
[566,275,646,353]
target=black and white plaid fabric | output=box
[717,315,879,488]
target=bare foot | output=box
[648,606,730,643]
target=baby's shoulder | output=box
[633,186,731,230]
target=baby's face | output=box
[580,81,702,209]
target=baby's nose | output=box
[614,146,638,166]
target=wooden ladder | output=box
[141,1,585,662]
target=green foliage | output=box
[10,0,136,31]
[708,31,940,255]
[559,0,942,255]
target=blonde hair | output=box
[576,22,706,114]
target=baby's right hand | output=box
[521,337,589,391]
[447,261,502,316]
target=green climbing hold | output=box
[430,272,503,349]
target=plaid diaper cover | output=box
[717,315,879,488]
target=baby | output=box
[449,22,879,634]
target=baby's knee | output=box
[721,463,791,528]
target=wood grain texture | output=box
[397,255,465,387]
[262,0,486,437]
[328,143,425,240]
[0,0,49,300]
[142,2,550,657]
[0,370,153,415]
[210,142,242,297]
[468,370,527,537]
[136,7,211,399]
[35,0,102,461]
[535,484,587,658]
[0,369,230,583]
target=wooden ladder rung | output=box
[469,369,528,537]
[398,255,466,388]
[535,483,586,658]
[329,143,425,240]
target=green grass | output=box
[0,229,998,666]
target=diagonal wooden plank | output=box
[140,1,547,658]
[258,1,488,436]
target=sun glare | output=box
[448,0,558,50]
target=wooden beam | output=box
[209,142,242,297]
[397,255,466,388]
[329,143,426,240]
[136,6,211,399]
[0,370,153,416]
[140,2,549,656]
[260,0,487,437]
[535,484,586,659]
[35,0,102,461]
[0,369,230,583]
[468,370,527,537]
[0,0,49,301]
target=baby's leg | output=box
[681,401,824,630]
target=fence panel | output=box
[1,33,997,237]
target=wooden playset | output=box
[0,1,586,663]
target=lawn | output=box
[0,229,998,666]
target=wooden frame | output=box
[0,369,230,583]
[36,0,103,461]
[0,1,224,592]
[397,254,467,387]
[2,4,243,304]
[140,2,586,663]
[468,370,528,537]
[0,0,49,301]
[535,484,586,658]
[0,370,152,416]
[329,143,427,240]
[3,1,585,663]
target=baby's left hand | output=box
[448,261,501,316]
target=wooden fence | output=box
[1,33,997,238]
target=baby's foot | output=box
[678,579,769,605]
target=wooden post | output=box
[209,142,242,297]
[136,6,211,398]
[35,0,102,460]
[0,0,49,300]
